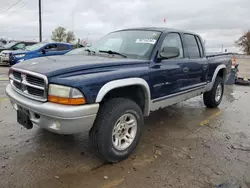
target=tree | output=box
[65,31,75,43]
[235,31,250,55]
[51,27,67,42]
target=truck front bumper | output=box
[5,84,99,134]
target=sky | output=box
[0,0,249,52]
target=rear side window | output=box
[184,34,200,58]
[57,45,70,51]
[195,36,204,57]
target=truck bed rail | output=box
[206,53,235,58]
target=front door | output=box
[150,32,189,100]
[38,44,59,57]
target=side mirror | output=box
[41,49,46,54]
[159,47,180,59]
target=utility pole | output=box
[39,0,42,42]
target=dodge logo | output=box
[21,74,26,81]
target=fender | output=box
[205,64,226,91]
[95,78,151,116]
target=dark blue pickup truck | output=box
[6,28,232,162]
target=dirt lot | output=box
[1,60,250,188]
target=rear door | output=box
[57,44,72,54]
[182,34,208,88]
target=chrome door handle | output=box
[183,67,189,73]
[203,65,208,70]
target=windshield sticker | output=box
[135,39,156,44]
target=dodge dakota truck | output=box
[6,28,232,162]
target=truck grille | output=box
[9,68,48,101]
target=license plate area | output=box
[17,106,33,129]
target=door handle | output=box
[183,67,189,73]
[203,65,208,70]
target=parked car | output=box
[0,41,37,65]
[9,42,73,65]
[6,27,232,163]
[0,41,37,53]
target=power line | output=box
[0,0,24,13]
[39,0,42,42]
[17,0,32,10]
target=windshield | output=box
[88,30,161,59]
[4,42,17,48]
[25,43,46,51]
[66,47,86,55]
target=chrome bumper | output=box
[5,84,99,134]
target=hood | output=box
[0,47,6,52]
[1,50,15,54]
[13,55,149,77]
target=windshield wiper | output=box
[85,49,96,54]
[99,50,127,58]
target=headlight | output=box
[48,84,86,105]
[15,54,26,58]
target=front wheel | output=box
[203,77,224,108]
[90,98,143,163]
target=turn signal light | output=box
[48,95,86,105]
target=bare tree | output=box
[51,27,67,42]
[235,31,250,55]
[65,31,76,43]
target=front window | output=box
[15,43,25,50]
[25,43,47,51]
[89,30,161,59]
[161,33,184,58]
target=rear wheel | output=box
[203,77,224,108]
[90,98,143,163]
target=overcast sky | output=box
[0,0,249,52]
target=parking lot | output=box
[1,60,250,188]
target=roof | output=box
[37,42,72,46]
[51,42,72,45]
[114,27,199,35]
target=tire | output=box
[203,76,224,108]
[90,98,143,163]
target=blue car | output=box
[10,42,73,65]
